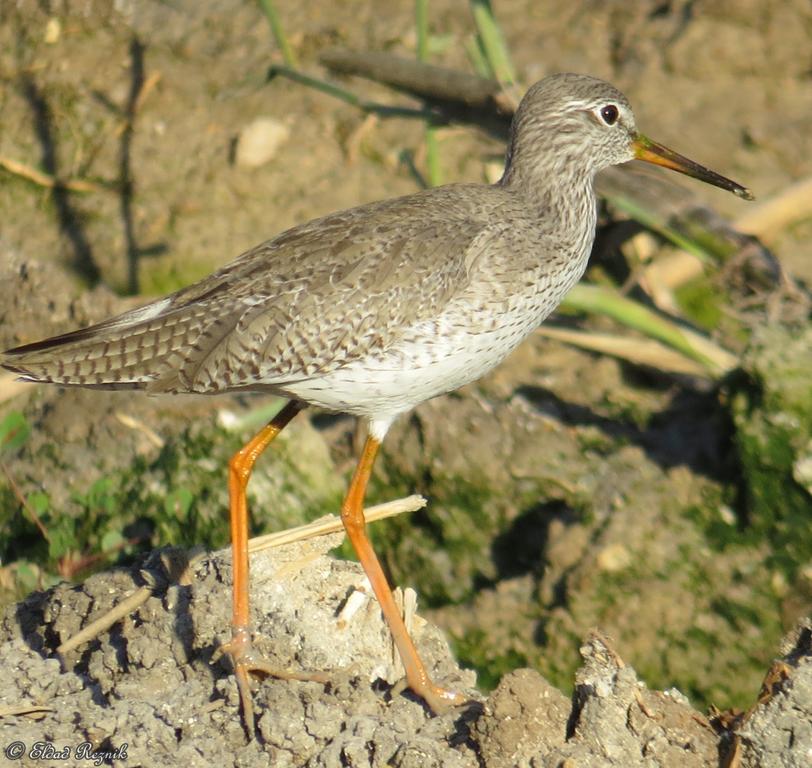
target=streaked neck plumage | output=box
[497,113,598,245]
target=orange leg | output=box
[218,399,326,734]
[342,435,466,713]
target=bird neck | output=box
[497,114,600,222]
[498,147,597,238]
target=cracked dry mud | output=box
[1,537,810,767]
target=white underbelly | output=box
[279,312,536,421]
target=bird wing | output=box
[153,197,498,393]
[2,188,498,393]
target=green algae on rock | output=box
[730,323,812,579]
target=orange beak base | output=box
[633,134,753,200]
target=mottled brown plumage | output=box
[2,74,750,434]
[4,183,589,408]
[1,74,752,733]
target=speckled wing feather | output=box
[2,186,495,394]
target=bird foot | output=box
[391,676,469,714]
[214,626,330,736]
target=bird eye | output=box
[600,104,619,125]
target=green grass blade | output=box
[423,125,442,187]
[269,65,436,121]
[470,0,516,85]
[257,0,298,68]
[607,193,714,264]
[464,35,493,78]
[416,0,442,186]
[415,0,430,61]
[270,65,361,107]
[560,283,736,374]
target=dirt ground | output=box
[1,1,811,766]
[1,0,811,291]
[1,537,810,767]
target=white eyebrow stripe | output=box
[560,98,594,111]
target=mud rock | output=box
[472,633,717,768]
[472,668,570,767]
[0,535,478,768]
[1,536,810,767]
[553,633,718,767]
[737,619,812,768]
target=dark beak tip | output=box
[737,187,755,202]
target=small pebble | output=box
[235,117,290,169]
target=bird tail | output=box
[1,298,195,390]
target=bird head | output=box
[505,73,753,201]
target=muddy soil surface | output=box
[1,539,810,767]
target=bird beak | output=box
[632,134,754,200]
